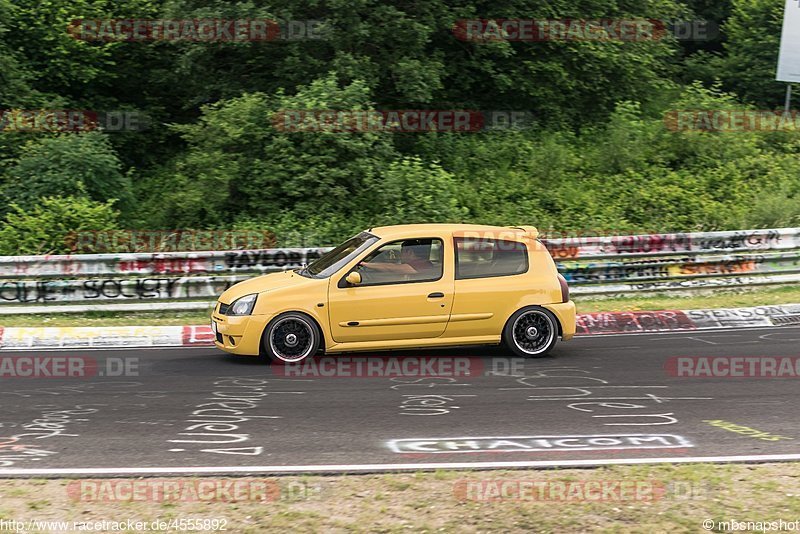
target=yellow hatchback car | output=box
[212,224,575,362]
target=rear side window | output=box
[454,237,528,279]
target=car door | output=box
[327,236,454,343]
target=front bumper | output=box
[211,305,273,356]
[543,300,577,341]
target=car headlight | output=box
[227,294,257,316]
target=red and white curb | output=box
[0,325,212,350]
[0,304,798,350]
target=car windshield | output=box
[301,231,378,278]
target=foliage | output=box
[0,133,132,218]
[0,196,120,254]
[0,0,799,253]
[719,0,786,107]
[371,156,467,226]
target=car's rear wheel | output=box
[503,307,559,358]
[262,312,321,364]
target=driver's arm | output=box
[359,262,416,274]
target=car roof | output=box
[367,223,539,240]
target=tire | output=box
[262,312,321,364]
[503,306,559,358]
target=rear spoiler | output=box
[508,226,539,239]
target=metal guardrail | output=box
[0,228,797,313]
[547,227,800,297]
[0,248,328,278]
[544,227,798,259]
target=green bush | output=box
[0,196,120,255]
[370,156,467,226]
[0,132,131,218]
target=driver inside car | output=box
[358,240,435,275]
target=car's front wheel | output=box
[262,312,321,364]
[503,306,559,358]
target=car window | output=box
[454,237,528,279]
[304,232,379,278]
[352,238,443,286]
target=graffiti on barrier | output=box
[576,310,696,335]
[686,305,800,329]
[544,228,798,258]
[117,258,208,274]
[0,228,798,305]
[0,277,244,304]
[0,248,331,278]
[557,253,800,283]
[223,249,325,269]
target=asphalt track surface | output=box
[1,326,799,477]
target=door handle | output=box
[427,292,445,298]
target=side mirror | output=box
[345,271,362,286]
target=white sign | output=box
[387,434,693,453]
[777,0,800,82]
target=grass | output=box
[2,285,799,328]
[0,463,797,532]
[574,284,800,314]
[0,309,214,327]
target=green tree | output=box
[0,0,34,108]
[0,196,119,255]
[137,74,400,232]
[158,0,685,125]
[372,156,467,225]
[717,0,786,107]
[3,0,161,104]
[0,133,132,217]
